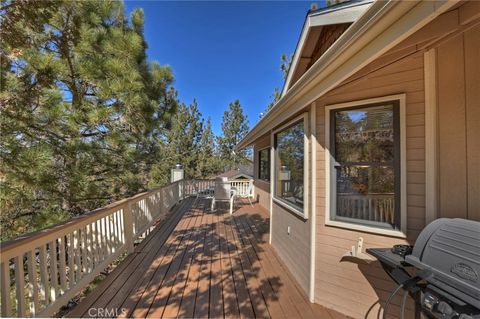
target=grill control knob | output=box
[436,301,453,316]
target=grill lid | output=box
[405,218,480,309]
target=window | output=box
[274,117,307,216]
[258,148,270,181]
[328,98,403,232]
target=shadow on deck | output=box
[68,197,347,318]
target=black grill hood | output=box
[405,218,480,309]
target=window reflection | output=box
[332,104,399,229]
[275,120,304,210]
[258,148,270,181]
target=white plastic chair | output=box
[211,177,235,214]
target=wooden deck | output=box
[68,197,347,318]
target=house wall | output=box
[246,4,479,317]
[271,201,311,294]
[253,133,271,210]
[436,24,480,221]
[312,7,480,318]
[313,49,423,319]
[270,112,313,296]
[253,123,313,295]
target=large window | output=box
[329,99,401,230]
[274,118,306,215]
[258,148,270,181]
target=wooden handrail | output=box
[0,180,182,255]
[0,202,126,256]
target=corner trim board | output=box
[424,49,438,224]
[309,103,317,303]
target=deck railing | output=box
[182,179,253,198]
[0,177,256,317]
[230,180,253,197]
[0,180,186,318]
[182,179,216,197]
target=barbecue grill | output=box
[367,218,480,319]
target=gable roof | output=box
[282,0,373,96]
[217,164,253,180]
[236,0,458,151]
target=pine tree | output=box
[197,117,220,178]
[217,100,249,170]
[266,87,281,110]
[155,100,204,182]
[266,53,292,111]
[0,0,177,240]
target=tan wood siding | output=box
[244,4,479,318]
[269,114,313,296]
[437,25,480,221]
[254,182,270,210]
[253,134,271,210]
[271,202,311,295]
[464,25,480,221]
[313,48,424,319]
[312,10,479,318]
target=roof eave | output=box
[281,0,374,97]
[236,0,458,151]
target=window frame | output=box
[257,147,271,182]
[272,113,309,219]
[325,94,407,237]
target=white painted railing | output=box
[0,177,257,317]
[337,193,395,224]
[0,180,184,318]
[182,179,253,198]
[182,179,215,197]
[230,180,253,197]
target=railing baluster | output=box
[92,222,98,267]
[112,213,118,252]
[87,224,94,271]
[116,210,122,248]
[105,216,112,255]
[14,255,26,317]
[97,220,103,263]
[27,250,39,316]
[80,228,87,275]
[38,245,48,306]
[100,218,107,263]
[121,209,126,245]
[74,230,81,282]
[1,260,11,317]
[58,237,67,294]
[67,233,75,288]
[48,240,58,302]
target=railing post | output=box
[177,180,182,202]
[181,179,185,200]
[123,201,134,254]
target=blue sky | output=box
[124,1,322,135]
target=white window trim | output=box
[272,113,310,220]
[257,146,271,183]
[324,94,407,238]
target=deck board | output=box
[70,197,349,318]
